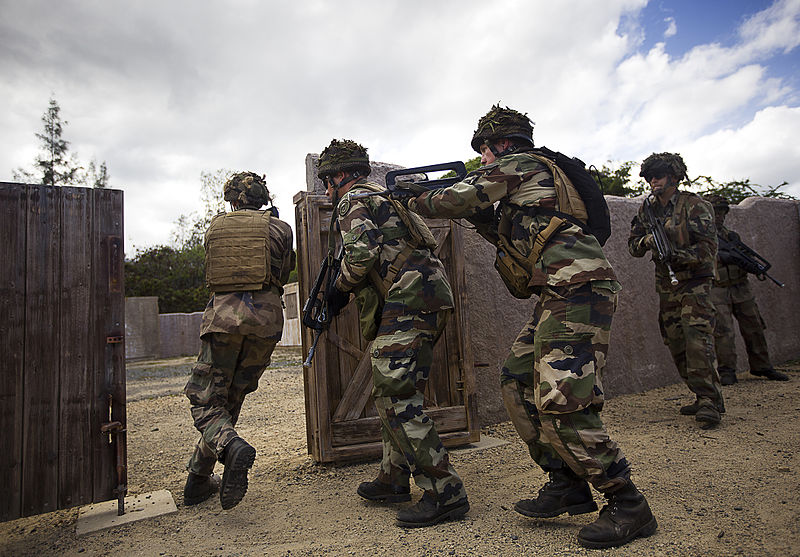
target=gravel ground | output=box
[1,348,798,557]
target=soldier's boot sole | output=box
[514,499,598,518]
[220,441,256,510]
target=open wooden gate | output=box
[294,191,479,463]
[0,183,126,522]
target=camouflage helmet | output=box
[317,139,371,179]
[471,104,534,153]
[703,193,730,213]
[223,172,271,208]
[639,152,688,182]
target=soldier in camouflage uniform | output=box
[406,106,655,549]
[183,172,295,509]
[316,139,469,528]
[705,194,788,385]
[628,153,724,428]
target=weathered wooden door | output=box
[0,183,126,521]
[294,191,479,463]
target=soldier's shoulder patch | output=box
[338,196,351,216]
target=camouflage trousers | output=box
[184,332,277,476]
[711,281,772,373]
[657,278,723,407]
[500,282,630,493]
[371,309,466,505]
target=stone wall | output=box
[304,155,800,424]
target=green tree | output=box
[13,96,110,188]
[592,161,647,197]
[693,176,795,204]
[125,244,209,313]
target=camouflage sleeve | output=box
[334,197,382,292]
[627,207,649,258]
[270,217,295,286]
[674,199,717,266]
[408,160,526,218]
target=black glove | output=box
[327,286,350,317]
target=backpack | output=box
[530,146,612,246]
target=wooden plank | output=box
[0,183,27,521]
[58,187,94,510]
[324,430,475,463]
[332,406,467,446]
[295,196,316,454]
[331,342,372,423]
[22,184,61,517]
[331,406,467,446]
[91,188,126,503]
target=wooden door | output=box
[0,183,125,521]
[294,191,478,463]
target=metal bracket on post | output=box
[101,332,127,516]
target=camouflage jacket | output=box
[199,213,294,338]
[628,190,717,283]
[408,152,617,287]
[714,226,748,286]
[334,179,454,315]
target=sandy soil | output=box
[1,348,798,557]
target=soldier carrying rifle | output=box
[628,152,725,429]
[704,194,789,385]
[315,139,469,528]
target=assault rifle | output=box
[717,234,784,287]
[641,194,679,286]
[301,246,343,367]
[348,161,467,199]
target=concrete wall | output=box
[125,297,160,360]
[302,155,800,424]
[125,286,302,360]
[159,312,203,358]
[469,195,800,424]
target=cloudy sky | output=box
[2,0,799,251]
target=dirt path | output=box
[1,350,798,556]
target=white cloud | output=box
[664,17,677,39]
[0,0,797,251]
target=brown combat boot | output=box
[751,368,789,381]
[183,472,220,506]
[357,469,411,503]
[514,469,597,518]
[695,399,721,429]
[680,397,725,416]
[396,491,469,528]
[577,480,657,549]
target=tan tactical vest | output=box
[204,210,272,292]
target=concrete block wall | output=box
[159,312,203,358]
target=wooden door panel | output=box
[295,191,478,462]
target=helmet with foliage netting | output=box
[471,104,534,153]
[317,139,371,179]
[703,193,730,213]
[224,172,271,207]
[639,152,688,182]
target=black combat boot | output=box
[396,491,469,528]
[357,469,411,503]
[751,368,789,381]
[183,472,220,506]
[514,469,597,518]
[219,437,256,510]
[719,367,738,385]
[577,479,657,549]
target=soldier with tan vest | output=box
[183,171,295,510]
